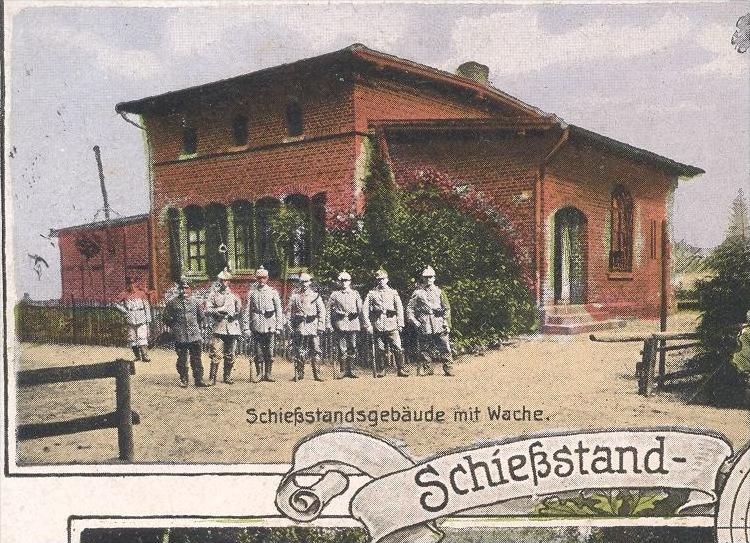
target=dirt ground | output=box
[14,312,749,465]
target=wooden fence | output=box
[590,332,703,396]
[17,359,139,461]
[14,298,419,370]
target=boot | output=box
[132,346,141,361]
[312,358,324,382]
[223,362,234,384]
[345,357,358,378]
[195,378,211,387]
[139,346,151,362]
[208,362,219,386]
[255,359,263,379]
[293,359,303,382]
[442,358,454,377]
[178,372,189,388]
[395,352,410,377]
[263,359,275,382]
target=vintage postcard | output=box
[2,1,750,542]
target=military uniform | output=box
[363,275,407,377]
[243,279,283,382]
[406,266,453,376]
[163,285,208,387]
[288,276,326,381]
[114,283,152,362]
[407,281,453,376]
[205,273,242,384]
[327,273,365,378]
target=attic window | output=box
[285,100,303,137]
[182,119,197,155]
[232,114,248,146]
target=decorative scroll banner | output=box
[275,428,733,543]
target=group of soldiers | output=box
[156,265,454,387]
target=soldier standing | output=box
[327,271,364,379]
[205,268,242,385]
[407,266,454,377]
[114,276,152,362]
[288,272,326,381]
[163,279,210,387]
[363,269,408,377]
[242,266,283,382]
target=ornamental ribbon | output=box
[275,429,732,543]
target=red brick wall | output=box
[145,72,355,163]
[353,74,495,132]
[386,132,552,275]
[544,143,675,317]
[58,219,151,303]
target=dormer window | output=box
[285,100,303,137]
[181,116,197,155]
[232,114,248,146]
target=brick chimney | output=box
[456,61,490,84]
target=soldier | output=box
[288,272,326,381]
[162,278,210,387]
[242,266,283,382]
[731,310,750,386]
[363,269,408,377]
[407,266,454,377]
[204,268,242,385]
[327,271,364,378]
[114,276,152,362]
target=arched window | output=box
[285,194,311,268]
[183,206,206,273]
[610,185,633,272]
[232,200,254,271]
[285,100,303,137]
[231,114,248,146]
[256,198,281,276]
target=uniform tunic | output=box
[243,284,283,334]
[205,289,242,336]
[363,287,404,332]
[407,285,451,334]
[163,294,205,382]
[288,290,326,336]
[327,288,364,332]
[114,289,152,347]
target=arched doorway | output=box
[554,207,587,304]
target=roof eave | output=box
[568,125,705,179]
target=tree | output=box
[725,188,749,241]
[312,147,536,350]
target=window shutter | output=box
[167,208,182,281]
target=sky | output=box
[5,1,750,300]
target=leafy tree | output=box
[312,146,536,349]
[694,236,750,405]
[725,188,749,241]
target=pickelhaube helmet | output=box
[217,268,232,280]
[255,266,269,278]
[375,269,388,279]
[338,271,352,281]
[422,265,436,277]
[299,272,312,282]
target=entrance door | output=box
[554,207,587,304]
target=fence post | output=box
[114,359,134,461]
[644,337,658,396]
[658,219,669,390]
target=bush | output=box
[312,147,536,350]
[694,237,750,405]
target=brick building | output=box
[57,44,703,330]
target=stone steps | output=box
[542,304,626,335]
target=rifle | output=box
[370,332,377,377]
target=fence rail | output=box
[16,359,138,461]
[590,331,703,396]
[15,298,421,369]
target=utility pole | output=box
[93,145,110,221]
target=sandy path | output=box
[14,314,749,465]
